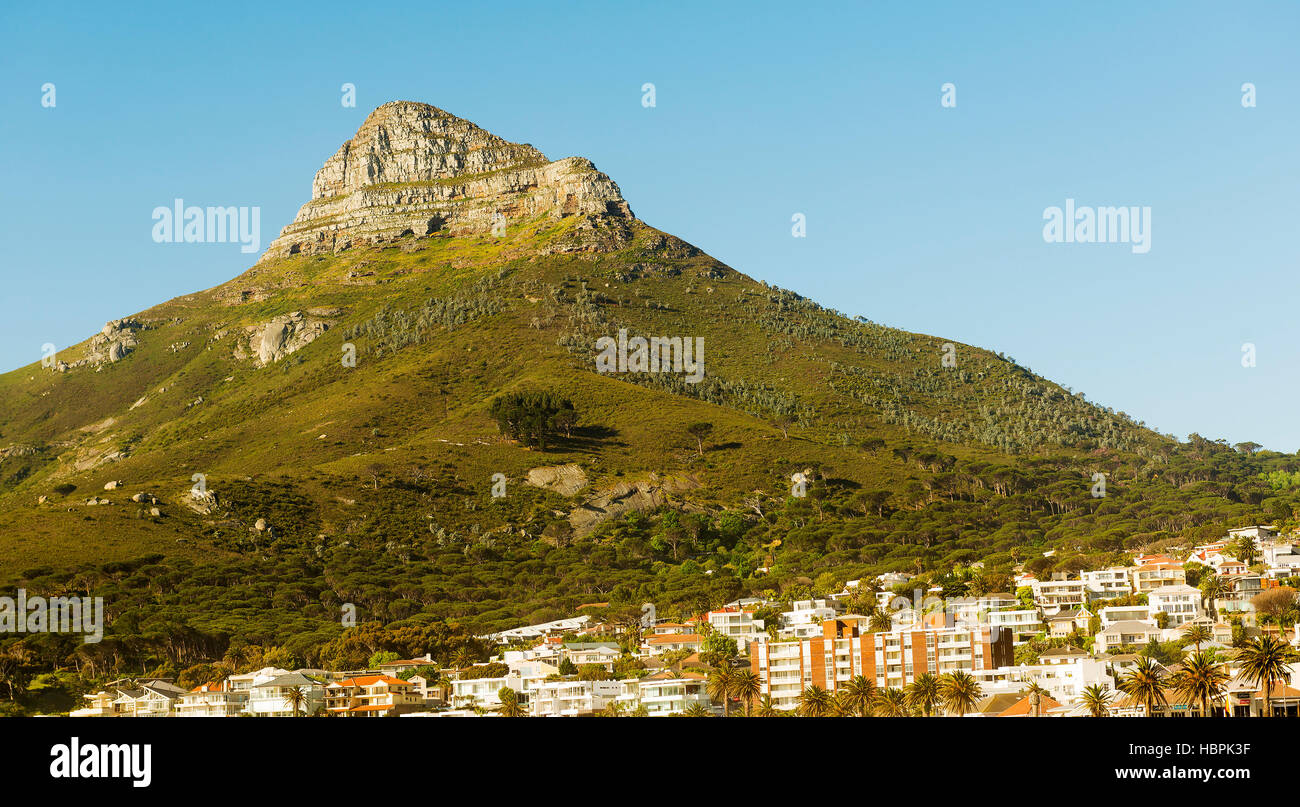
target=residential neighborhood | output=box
[61,525,1300,719]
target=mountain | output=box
[0,101,1295,683]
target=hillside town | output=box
[63,524,1300,718]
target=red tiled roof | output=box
[646,634,704,645]
[998,694,1063,717]
[329,674,411,688]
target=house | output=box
[998,692,1063,717]
[111,681,188,717]
[1099,652,1141,677]
[325,675,423,717]
[376,654,434,676]
[69,689,119,717]
[1038,646,1090,665]
[1095,620,1161,654]
[246,672,325,716]
[561,641,622,671]
[706,606,767,649]
[1047,608,1092,637]
[406,673,448,706]
[971,692,1024,716]
[175,680,248,717]
[644,633,705,656]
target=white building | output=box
[245,671,325,716]
[1099,605,1153,627]
[707,607,767,650]
[531,679,622,716]
[1082,568,1132,599]
[615,670,712,716]
[1030,579,1088,614]
[779,599,842,639]
[1147,584,1202,628]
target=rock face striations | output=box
[261,101,634,260]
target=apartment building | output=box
[749,617,1013,710]
[614,670,712,716]
[1131,563,1186,595]
[1029,579,1087,614]
[531,679,621,716]
[1082,568,1132,598]
[780,599,844,639]
[1147,584,1202,628]
[986,609,1045,643]
[1099,605,1153,627]
[973,657,1113,706]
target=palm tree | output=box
[939,671,982,717]
[1234,635,1298,717]
[872,687,913,717]
[797,685,833,717]
[1080,684,1113,717]
[729,670,762,716]
[1182,623,1212,656]
[450,647,476,670]
[222,644,250,673]
[1199,575,1228,620]
[1172,651,1230,717]
[829,692,858,716]
[754,694,779,717]
[282,686,309,717]
[601,700,626,717]
[707,667,734,717]
[905,673,942,717]
[839,675,876,716]
[682,703,712,717]
[1119,656,1168,716]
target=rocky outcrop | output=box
[59,319,143,369]
[568,472,700,537]
[261,101,634,260]
[525,463,589,496]
[237,311,331,366]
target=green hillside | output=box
[2,106,1299,702]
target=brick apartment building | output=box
[749,616,1014,710]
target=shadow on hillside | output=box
[551,424,623,451]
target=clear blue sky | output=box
[2,1,1297,449]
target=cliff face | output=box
[261,101,634,260]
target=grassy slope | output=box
[0,212,1166,575]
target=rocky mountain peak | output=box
[261,101,634,260]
